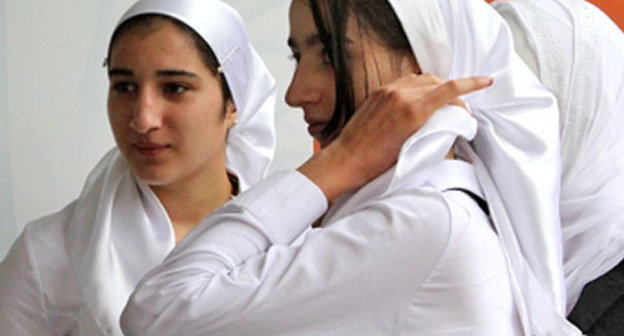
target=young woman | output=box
[491,0,624,333]
[120,0,581,335]
[0,0,275,335]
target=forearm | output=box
[121,171,327,336]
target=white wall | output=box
[1,0,16,258]
[0,0,311,258]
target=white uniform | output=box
[121,0,582,335]
[0,151,176,335]
[492,0,624,313]
[121,161,521,336]
[0,0,276,334]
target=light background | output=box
[0,0,310,258]
[2,0,623,258]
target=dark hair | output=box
[106,14,233,111]
[308,0,415,140]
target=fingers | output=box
[389,73,443,89]
[426,76,493,111]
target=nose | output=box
[130,88,162,134]
[285,66,322,108]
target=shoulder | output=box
[426,189,508,290]
[3,201,76,266]
[368,187,453,227]
[399,190,519,336]
[330,187,455,267]
[0,202,82,334]
[381,187,497,259]
[21,201,77,263]
[1,201,81,307]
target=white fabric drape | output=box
[492,0,624,314]
[123,1,577,335]
[65,1,276,334]
[387,0,579,334]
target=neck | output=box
[151,157,232,243]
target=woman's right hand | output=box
[298,73,493,202]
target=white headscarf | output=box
[67,1,276,334]
[118,0,276,191]
[493,0,624,314]
[327,0,579,334]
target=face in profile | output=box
[285,0,418,148]
[107,18,237,189]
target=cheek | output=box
[107,102,127,136]
[346,52,379,110]
[179,104,229,146]
[322,71,338,117]
[350,69,369,110]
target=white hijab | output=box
[493,0,624,314]
[328,0,579,335]
[67,0,276,334]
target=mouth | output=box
[131,141,171,158]
[307,122,328,139]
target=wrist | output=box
[297,141,366,202]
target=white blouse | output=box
[0,201,105,336]
[121,161,522,336]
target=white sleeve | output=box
[0,227,54,336]
[120,170,453,336]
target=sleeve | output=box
[0,226,54,336]
[120,170,452,336]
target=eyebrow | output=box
[287,33,321,49]
[108,68,133,77]
[156,69,198,78]
[107,68,198,78]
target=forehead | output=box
[288,0,369,48]
[112,17,189,50]
[109,18,204,68]
[288,0,315,40]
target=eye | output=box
[111,81,137,93]
[163,83,189,95]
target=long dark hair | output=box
[308,0,414,140]
[106,14,233,110]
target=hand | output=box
[298,73,493,201]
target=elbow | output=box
[120,292,177,336]
[120,284,222,336]
[120,297,152,336]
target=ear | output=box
[224,100,238,129]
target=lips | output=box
[307,122,327,138]
[131,141,171,158]
[304,114,329,139]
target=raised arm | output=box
[121,170,453,336]
[299,74,492,201]
[121,75,492,336]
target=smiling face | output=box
[107,17,237,189]
[285,0,419,148]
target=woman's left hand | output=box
[298,73,492,201]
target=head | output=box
[286,0,419,147]
[106,14,237,188]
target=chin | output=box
[129,165,171,186]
